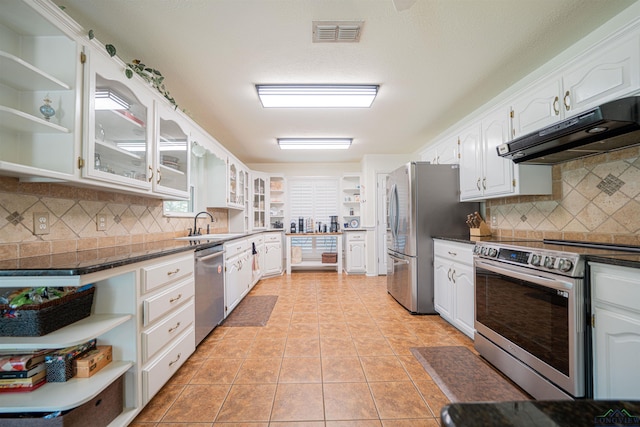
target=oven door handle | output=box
[475,259,575,291]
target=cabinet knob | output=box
[148,165,153,182]
[169,293,182,303]
[167,268,180,276]
[476,178,481,191]
[157,168,162,184]
[168,322,181,333]
[168,352,181,367]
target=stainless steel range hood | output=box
[497,96,640,164]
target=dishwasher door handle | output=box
[195,251,225,262]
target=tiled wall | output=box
[487,145,640,246]
[0,177,228,261]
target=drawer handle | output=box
[169,294,182,303]
[448,251,457,257]
[167,268,180,276]
[169,353,181,367]
[168,322,181,333]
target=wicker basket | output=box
[0,287,95,337]
[322,252,338,263]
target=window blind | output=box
[288,177,339,259]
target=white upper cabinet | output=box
[252,172,267,230]
[153,101,191,198]
[0,0,82,180]
[83,47,154,191]
[512,29,640,140]
[459,105,552,201]
[422,135,458,165]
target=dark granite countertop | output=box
[442,400,640,427]
[0,231,283,277]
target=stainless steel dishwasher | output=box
[194,244,225,346]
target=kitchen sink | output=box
[175,233,244,241]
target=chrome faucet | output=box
[190,211,215,236]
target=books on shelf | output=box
[0,349,51,371]
[0,361,45,379]
[0,368,45,385]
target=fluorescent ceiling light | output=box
[277,138,352,150]
[95,88,130,110]
[256,84,378,108]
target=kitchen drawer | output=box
[434,239,474,266]
[591,263,640,313]
[143,278,194,326]
[264,233,282,243]
[250,235,264,246]
[143,326,195,403]
[142,300,195,362]
[224,238,250,257]
[141,253,194,293]
[346,231,366,242]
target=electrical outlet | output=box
[97,213,108,231]
[33,212,50,235]
[491,215,497,227]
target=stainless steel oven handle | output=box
[475,258,574,291]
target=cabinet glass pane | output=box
[93,75,148,181]
[158,117,188,193]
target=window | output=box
[288,177,339,259]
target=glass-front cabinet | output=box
[252,173,266,230]
[154,101,190,198]
[83,49,153,190]
[0,0,81,180]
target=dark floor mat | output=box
[222,295,278,327]
[411,346,531,402]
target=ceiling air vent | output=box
[312,21,364,43]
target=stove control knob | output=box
[488,248,498,257]
[558,258,573,272]
[473,246,480,255]
[544,256,556,269]
[531,254,542,266]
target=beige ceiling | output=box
[55,0,636,165]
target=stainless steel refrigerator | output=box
[387,162,478,314]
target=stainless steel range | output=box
[473,240,587,400]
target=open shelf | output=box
[0,50,70,91]
[0,361,132,412]
[0,105,70,134]
[0,314,133,350]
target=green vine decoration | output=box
[87,30,179,110]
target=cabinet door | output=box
[84,49,153,190]
[265,241,283,275]
[458,123,483,200]
[482,106,514,197]
[437,136,459,165]
[452,262,475,339]
[511,77,563,138]
[593,307,640,399]
[0,2,81,180]
[347,241,366,273]
[433,257,453,321]
[252,174,266,230]
[563,32,640,115]
[224,256,243,316]
[154,101,191,198]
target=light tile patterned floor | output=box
[131,271,475,426]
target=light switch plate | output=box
[33,212,50,235]
[97,213,107,231]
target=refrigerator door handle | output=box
[389,183,399,241]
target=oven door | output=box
[474,258,584,397]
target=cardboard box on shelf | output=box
[73,346,112,378]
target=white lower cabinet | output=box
[433,239,475,338]
[224,238,252,316]
[590,262,640,400]
[344,231,366,274]
[264,232,284,276]
[250,234,265,286]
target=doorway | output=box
[376,173,389,275]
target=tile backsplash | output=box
[0,178,228,261]
[487,145,640,246]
